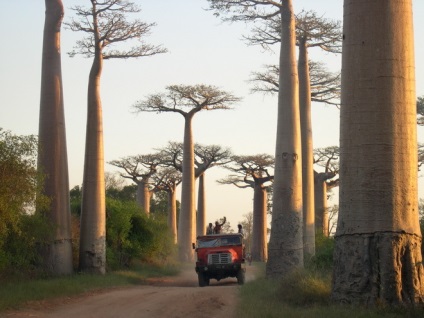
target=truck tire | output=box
[198,272,209,287]
[236,269,245,285]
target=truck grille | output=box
[208,253,232,264]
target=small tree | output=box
[133,85,240,262]
[66,0,166,274]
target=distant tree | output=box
[239,212,254,254]
[37,0,73,275]
[133,85,240,261]
[109,153,162,215]
[194,144,232,236]
[150,167,182,243]
[313,146,339,236]
[332,1,423,305]
[417,96,424,126]
[218,154,274,261]
[66,0,166,274]
[208,0,304,279]
[419,143,424,172]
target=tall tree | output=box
[208,0,303,279]
[109,154,162,215]
[66,0,166,274]
[133,85,240,261]
[332,0,423,305]
[417,96,424,126]
[37,0,73,275]
[218,154,274,261]
[247,9,342,258]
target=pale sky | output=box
[1,1,423,231]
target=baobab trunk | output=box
[167,187,177,244]
[38,0,73,275]
[79,42,106,274]
[136,181,151,215]
[332,0,424,304]
[196,173,206,236]
[314,176,328,237]
[298,37,315,258]
[266,0,303,278]
[251,184,268,262]
[178,114,196,262]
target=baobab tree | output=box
[194,144,232,236]
[37,0,73,275]
[158,142,232,236]
[108,153,162,215]
[332,0,424,305]
[313,146,339,236]
[247,9,342,258]
[151,167,182,243]
[218,154,274,261]
[66,0,166,274]
[133,85,240,261]
[208,0,304,279]
[250,61,340,106]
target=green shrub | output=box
[306,233,335,271]
[105,198,177,270]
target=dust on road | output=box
[2,264,259,318]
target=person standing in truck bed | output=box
[213,216,226,234]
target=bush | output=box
[106,198,177,270]
[306,233,335,271]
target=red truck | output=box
[192,233,246,287]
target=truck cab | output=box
[193,233,246,287]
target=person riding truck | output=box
[213,216,226,234]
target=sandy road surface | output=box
[2,264,259,318]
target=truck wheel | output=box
[236,269,245,285]
[198,273,208,287]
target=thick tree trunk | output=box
[167,187,177,244]
[196,173,206,236]
[267,0,303,278]
[314,176,328,236]
[298,38,315,258]
[178,115,196,262]
[251,184,268,261]
[136,181,150,215]
[38,0,73,275]
[333,0,423,304]
[79,40,106,274]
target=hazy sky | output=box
[1,1,423,231]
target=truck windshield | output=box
[197,236,241,248]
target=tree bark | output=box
[267,0,303,278]
[196,173,206,236]
[251,184,268,261]
[333,0,423,304]
[314,176,328,237]
[178,114,196,262]
[298,37,315,258]
[79,19,106,273]
[38,0,73,275]
[136,181,151,215]
[167,186,177,244]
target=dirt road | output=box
[3,265,259,318]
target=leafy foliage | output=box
[0,129,51,277]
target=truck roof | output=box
[196,233,243,240]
